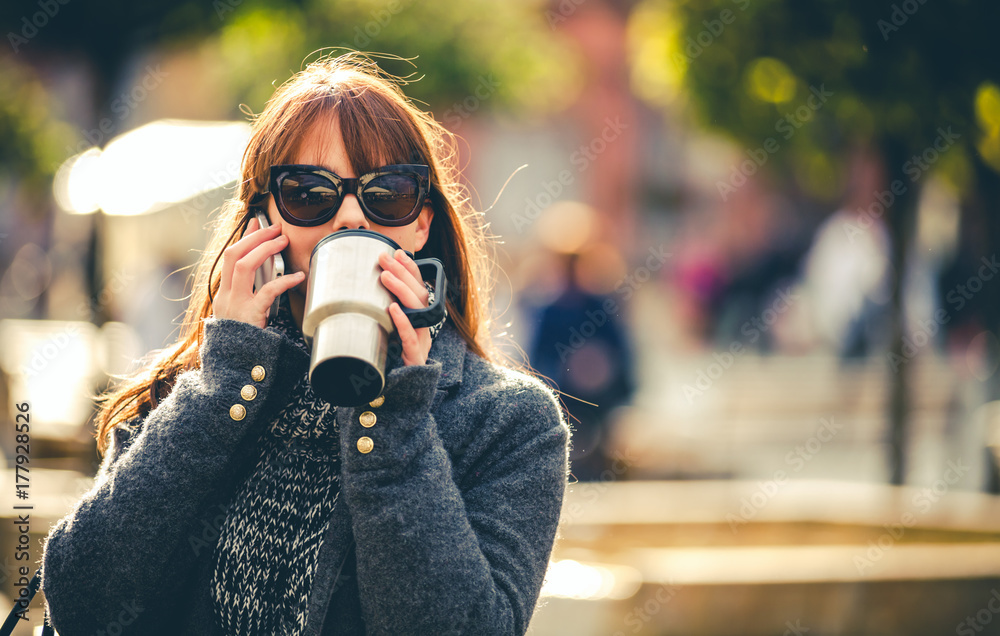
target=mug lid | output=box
[309,229,413,264]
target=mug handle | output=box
[400,257,447,328]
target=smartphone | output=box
[252,209,285,323]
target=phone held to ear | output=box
[253,210,285,324]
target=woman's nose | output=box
[329,193,369,231]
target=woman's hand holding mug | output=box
[379,249,432,367]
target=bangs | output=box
[271,81,429,179]
[332,81,428,174]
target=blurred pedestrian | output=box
[524,202,635,482]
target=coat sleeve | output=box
[40,318,301,635]
[338,359,570,636]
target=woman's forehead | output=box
[292,114,392,176]
[293,117,353,175]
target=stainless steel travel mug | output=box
[302,229,446,406]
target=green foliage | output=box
[631,0,1000,197]
[0,57,77,195]
[0,0,581,192]
[204,0,581,120]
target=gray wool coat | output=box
[40,314,569,635]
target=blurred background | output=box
[2,0,1000,633]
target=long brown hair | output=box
[93,52,499,456]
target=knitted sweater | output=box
[40,295,569,635]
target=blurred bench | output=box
[529,479,1000,636]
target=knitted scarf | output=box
[210,285,445,635]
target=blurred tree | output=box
[0,0,581,178]
[2,0,276,322]
[0,61,76,205]
[0,0,582,322]
[205,0,581,119]
[1,0,260,175]
[630,0,1000,485]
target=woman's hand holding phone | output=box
[213,215,305,329]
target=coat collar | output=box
[427,319,466,389]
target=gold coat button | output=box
[240,385,258,401]
[368,395,385,408]
[357,437,374,454]
[229,404,247,421]
[251,365,266,382]
[359,411,377,428]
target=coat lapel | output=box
[303,321,467,634]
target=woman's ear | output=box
[243,193,268,236]
[413,202,434,252]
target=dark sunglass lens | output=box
[363,174,420,221]
[279,174,340,222]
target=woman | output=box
[40,53,569,636]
